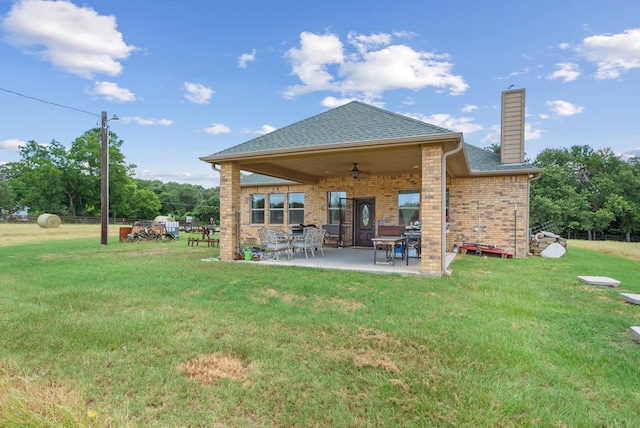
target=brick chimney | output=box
[500,88,526,164]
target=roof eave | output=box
[200,132,463,164]
[469,167,544,177]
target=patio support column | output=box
[420,144,444,276]
[219,161,241,261]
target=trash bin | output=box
[119,226,132,242]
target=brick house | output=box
[200,89,542,276]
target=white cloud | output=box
[403,112,483,134]
[241,125,276,135]
[184,82,214,104]
[577,28,640,79]
[461,104,478,113]
[510,66,532,77]
[524,123,543,140]
[255,125,275,135]
[283,32,344,97]
[202,123,231,134]
[90,81,136,102]
[547,62,581,82]
[480,123,543,145]
[2,0,136,79]
[546,100,585,116]
[0,138,26,151]
[480,125,501,145]
[120,116,173,126]
[321,96,358,108]
[620,148,640,160]
[347,31,392,54]
[238,49,256,68]
[558,42,571,50]
[284,31,468,101]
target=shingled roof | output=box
[464,144,536,173]
[209,101,454,157]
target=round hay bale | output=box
[37,213,61,228]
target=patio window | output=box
[288,192,305,224]
[269,193,285,224]
[251,194,265,224]
[327,191,346,224]
[398,190,420,225]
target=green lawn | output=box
[1,233,639,427]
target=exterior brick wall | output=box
[447,175,530,257]
[234,167,532,270]
[239,173,424,244]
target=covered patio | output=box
[246,246,458,276]
[201,95,540,277]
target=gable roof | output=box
[202,100,541,183]
[208,101,454,157]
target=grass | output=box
[1,224,639,426]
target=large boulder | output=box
[540,242,566,258]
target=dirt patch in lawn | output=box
[0,364,108,426]
[178,353,248,385]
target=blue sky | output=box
[1,0,639,188]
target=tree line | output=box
[0,128,219,222]
[530,145,640,241]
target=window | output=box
[288,192,305,224]
[398,190,420,225]
[251,194,265,224]
[269,193,284,224]
[327,191,346,224]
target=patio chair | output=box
[292,227,316,259]
[312,228,326,256]
[258,228,291,260]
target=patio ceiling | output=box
[207,137,468,184]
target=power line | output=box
[0,87,99,117]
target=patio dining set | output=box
[257,227,327,260]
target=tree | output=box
[7,129,138,217]
[8,140,69,214]
[192,187,220,222]
[0,164,18,217]
[136,180,207,217]
[532,145,640,240]
[69,128,135,216]
[120,183,162,219]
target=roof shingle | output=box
[210,101,453,156]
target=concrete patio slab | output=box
[247,247,456,276]
[620,293,640,305]
[577,275,620,287]
[630,326,640,340]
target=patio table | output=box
[371,236,407,266]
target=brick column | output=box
[421,144,443,276]
[219,162,241,261]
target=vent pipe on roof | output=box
[500,88,526,164]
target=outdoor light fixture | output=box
[351,163,360,179]
[101,111,119,245]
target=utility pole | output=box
[101,111,109,245]
[101,111,118,245]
